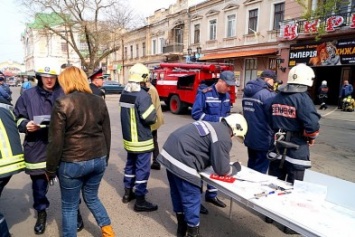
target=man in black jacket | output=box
[89,68,105,99]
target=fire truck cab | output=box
[151,62,236,114]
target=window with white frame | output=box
[227,14,236,37]
[248,9,258,34]
[194,24,200,44]
[273,3,284,30]
[152,39,157,55]
[209,19,217,40]
[159,37,165,54]
[136,44,139,58]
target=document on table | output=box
[234,167,278,183]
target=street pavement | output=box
[2,87,354,237]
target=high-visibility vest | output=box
[0,105,25,178]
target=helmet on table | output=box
[287,64,315,87]
[128,63,149,83]
[222,113,248,142]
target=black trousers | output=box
[152,130,159,162]
[268,160,305,184]
[0,176,11,197]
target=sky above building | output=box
[0,0,177,64]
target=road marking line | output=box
[321,108,337,117]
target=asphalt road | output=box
[2,87,354,237]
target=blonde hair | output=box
[58,66,92,94]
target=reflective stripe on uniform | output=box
[268,152,311,167]
[123,139,154,152]
[242,97,263,105]
[25,162,46,170]
[0,161,25,175]
[0,155,24,166]
[0,119,12,158]
[160,149,200,179]
[142,104,155,119]
[201,121,218,143]
[130,107,138,142]
[0,103,13,111]
[205,97,221,103]
[124,174,136,178]
[120,102,135,108]
[16,118,26,127]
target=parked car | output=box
[101,81,125,94]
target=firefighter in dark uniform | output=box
[13,66,69,235]
[268,64,321,184]
[157,113,247,237]
[89,68,105,99]
[0,97,25,237]
[119,63,158,212]
[191,70,235,213]
[242,70,278,174]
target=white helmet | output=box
[287,64,315,87]
[321,80,327,86]
[129,63,149,82]
[222,113,248,142]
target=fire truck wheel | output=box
[169,95,185,114]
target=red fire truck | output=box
[151,62,236,114]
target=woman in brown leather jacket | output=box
[45,66,114,237]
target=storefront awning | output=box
[199,48,279,60]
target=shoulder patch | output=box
[202,87,213,93]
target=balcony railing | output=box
[163,44,184,54]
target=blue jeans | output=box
[167,170,200,227]
[58,156,111,237]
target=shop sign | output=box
[304,19,319,34]
[280,14,355,40]
[280,21,298,40]
[288,39,355,67]
[325,16,344,32]
[351,13,355,28]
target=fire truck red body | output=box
[151,62,236,114]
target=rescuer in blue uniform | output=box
[157,114,247,237]
[13,66,68,235]
[119,63,158,212]
[191,70,235,213]
[242,70,279,174]
[268,64,321,184]
[0,97,25,237]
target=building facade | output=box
[110,0,286,96]
[22,13,81,75]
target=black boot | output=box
[77,209,84,232]
[176,213,187,237]
[34,210,47,235]
[186,226,200,237]
[134,196,158,212]
[122,188,136,203]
